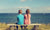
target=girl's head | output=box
[26,9,30,14]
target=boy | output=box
[16,10,24,30]
[17,10,24,25]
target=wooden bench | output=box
[7,24,41,30]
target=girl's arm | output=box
[29,14,31,24]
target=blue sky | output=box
[0,0,50,13]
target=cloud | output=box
[30,0,32,1]
[16,6,50,13]
[31,7,50,13]
[46,7,50,10]
[0,6,50,13]
[14,7,50,13]
[17,7,31,9]
[20,0,32,2]
[20,0,26,2]
[16,7,31,13]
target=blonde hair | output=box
[18,10,22,14]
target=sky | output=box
[0,0,50,13]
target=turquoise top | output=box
[17,14,24,25]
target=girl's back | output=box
[24,14,31,24]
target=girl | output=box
[24,9,31,25]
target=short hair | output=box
[26,9,30,14]
[18,10,22,14]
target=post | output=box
[9,25,15,30]
[33,25,39,30]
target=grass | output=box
[0,23,50,30]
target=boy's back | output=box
[17,14,24,25]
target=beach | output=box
[0,23,50,30]
[0,13,50,30]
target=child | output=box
[24,9,31,25]
[16,10,24,30]
[17,10,24,25]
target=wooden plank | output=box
[7,24,41,26]
[7,24,41,30]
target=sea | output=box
[0,13,50,24]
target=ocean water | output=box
[0,13,50,24]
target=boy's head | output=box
[18,10,22,14]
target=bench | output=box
[7,24,41,30]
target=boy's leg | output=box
[21,25,23,30]
[16,26,18,30]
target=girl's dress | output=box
[24,14,31,25]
